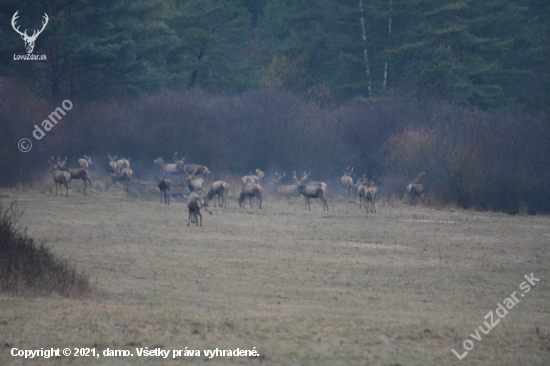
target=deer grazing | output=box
[407,171,425,205]
[270,172,299,199]
[205,181,229,208]
[295,172,329,211]
[341,167,354,196]
[78,155,92,170]
[108,153,118,174]
[48,158,70,197]
[366,176,378,213]
[111,168,133,193]
[11,11,48,54]
[238,184,263,209]
[187,194,212,227]
[57,157,93,192]
[155,171,171,204]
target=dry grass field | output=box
[1,180,549,365]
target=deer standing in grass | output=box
[238,184,263,209]
[154,152,180,175]
[115,157,130,175]
[407,171,425,206]
[341,167,354,196]
[295,172,329,211]
[205,181,229,208]
[242,168,264,186]
[78,155,92,170]
[183,167,205,195]
[270,172,299,200]
[108,154,118,174]
[111,168,133,193]
[175,154,210,177]
[48,158,70,197]
[155,171,171,204]
[187,194,212,227]
[57,157,93,192]
[366,176,378,213]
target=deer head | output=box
[12,11,48,54]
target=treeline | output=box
[1,0,549,109]
[1,82,549,214]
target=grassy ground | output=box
[0,181,549,365]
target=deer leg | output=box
[197,211,202,227]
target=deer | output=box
[296,173,329,211]
[270,172,299,198]
[296,171,327,189]
[204,181,229,208]
[187,194,212,227]
[366,176,378,213]
[175,154,210,177]
[11,11,48,54]
[407,171,425,206]
[108,153,118,174]
[341,167,354,196]
[78,155,92,170]
[154,152,180,175]
[354,175,370,209]
[155,171,171,204]
[57,157,93,192]
[48,158,70,197]
[242,168,265,186]
[111,168,133,193]
[238,184,263,209]
[116,157,131,174]
[183,167,205,195]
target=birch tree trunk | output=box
[360,0,373,97]
[383,0,392,90]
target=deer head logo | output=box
[11,11,49,54]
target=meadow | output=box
[0,180,549,365]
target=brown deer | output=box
[407,171,425,205]
[366,176,378,213]
[155,171,171,204]
[205,181,229,208]
[238,184,263,209]
[154,152,180,175]
[175,153,210,177]
[48,158,70,197]
[78,155,92,170]
[341,167,354,196]
[242,168,264,186]
[270,172,299,199]
[111,168,133,193]
[108,153,118,174]
[183,167,205,195]
[296,173,329,211]
[187,194,212,227]
[57,157,93,192]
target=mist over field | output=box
[1,1,549,365]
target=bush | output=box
[0,202,91,298]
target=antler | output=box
[11,11,26,37]
[32,13,48,39]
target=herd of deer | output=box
[48,153,427,227]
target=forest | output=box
[1,0,549,213]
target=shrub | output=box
[0,202,91,298]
